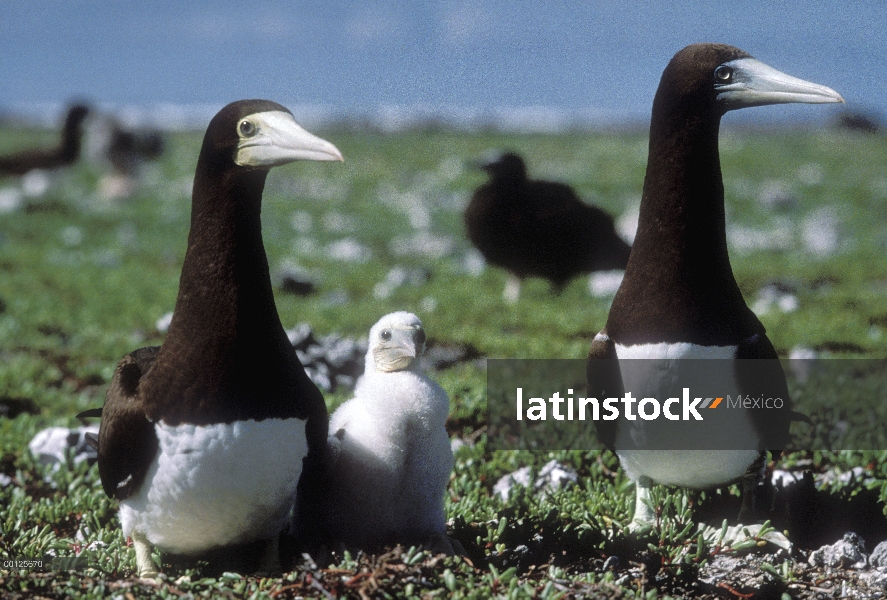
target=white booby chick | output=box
[319,312,454,552]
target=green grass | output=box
[2,124,887,598]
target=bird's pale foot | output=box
[628,477,656,532]
[132,531,159,578]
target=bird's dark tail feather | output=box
[76,407,103,419]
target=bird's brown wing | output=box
[97,346,161,500]
[735,333,792,452]
[586,330,624,451]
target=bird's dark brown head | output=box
[654,43,844,121]
[654,44,753,119]
[65,104,90,127]
[200,100,290,170]
[482,152,528,182]
[198,99,343,174]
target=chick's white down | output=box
[322,312,453,548]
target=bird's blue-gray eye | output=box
[714,66,733,82]
[239,120,256,136]
[414,328,426,347]
[380,330,392,342]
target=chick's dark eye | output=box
[380,330,392,342]
[239,120,256,136]
[413,327,426,347]
[714,66,733,83]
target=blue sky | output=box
[2,1,885,123]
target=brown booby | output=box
[0,104,90,176]
[82,100,342,576]
[465,152,631,302]
[587,44,842,527]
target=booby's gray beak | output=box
[716,58,845,111]
[235,110,344,167]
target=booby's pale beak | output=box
[716,58,845,111]
[372,327,423,373]
[235,110,344,167]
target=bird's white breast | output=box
[612,341,760,488]
[325,369,452,542]
[614,341,737,360]
[119,417,307,555]
[335,370,450,457]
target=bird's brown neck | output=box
[175,167,277,337]
[606,100,761,345]
[60,117,84,163]
[636,107,728,266]
[141,164,303,423]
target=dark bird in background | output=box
[587,43,842,528]
[465,152,631,302]
[835,110,881,134]
[96,117,166,199]
[106,119,165,177]
[0,104,90,176]
[79,100,342,577]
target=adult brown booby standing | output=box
[587,44,842,527]
[0,104,90,176]
[465,152,631,302]
[85,100,342,576]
